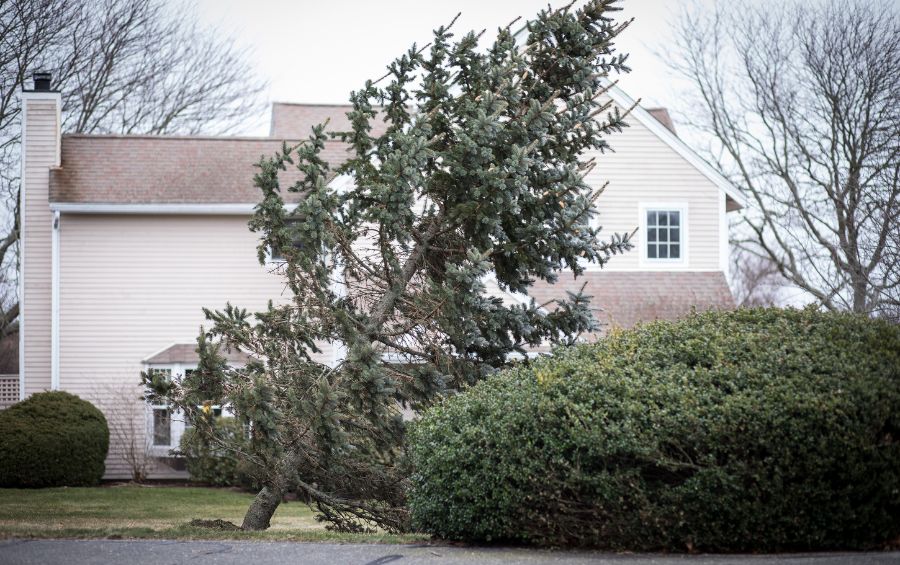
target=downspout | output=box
[50,210,60,390]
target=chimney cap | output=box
[29,71,54,92]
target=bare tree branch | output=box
[0,0,269,343]
[666,0,899,317]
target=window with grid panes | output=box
[646,210,682,260]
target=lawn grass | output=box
[0,485,428,543]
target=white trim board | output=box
[19,91,62,102]
[581,267,723,273]
[600,79,748,210]
[718,189,730,275]
[17,95,26,400]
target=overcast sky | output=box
[189,0,714,135]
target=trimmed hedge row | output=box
[0,391,109,487]
[408,308,900,550]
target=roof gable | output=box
[601,79,747,209]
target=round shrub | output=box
[0,391,109,487]
[408,308,900,551]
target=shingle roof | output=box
[270,103,389,140]
[50,135,307,204]
[47,102,735,211]
[647,108,677,135]
[48,104,391,204]
[271,103,673,142]
[529,270,734,331]
[143,343,251,365]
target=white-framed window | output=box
[144,363,231,455]
[147,368,174,449]
[639,203,688,267]
[151,406,172,446]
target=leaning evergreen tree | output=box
[145,0,634,532]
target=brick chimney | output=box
[20,71,61,397]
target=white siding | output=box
[585,100,724,271]
[21,97,60,396]
[58,214,331,478]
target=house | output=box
[16,73,745,479]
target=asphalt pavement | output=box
[0,539,898,565]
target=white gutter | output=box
[49,203,260,215]
[50,210,60,390]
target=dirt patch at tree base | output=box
[188,519,242,531]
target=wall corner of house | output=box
[20,87,62,397]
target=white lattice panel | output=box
[0,375,19,409]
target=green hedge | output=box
[0,391,109,487]
[408,308,900,550]
[179,416,259,489]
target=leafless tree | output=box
[91,383,155,483]
[667,0,899,317]
[0,331,16,374]
[0,0,267,341]
[731,249,787,308]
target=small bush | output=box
[179,416,258,489]
[408,308,900,551]
[0,391,109,487]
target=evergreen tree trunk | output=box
[241,486,283,530]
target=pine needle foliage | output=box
[145,0,635,533]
